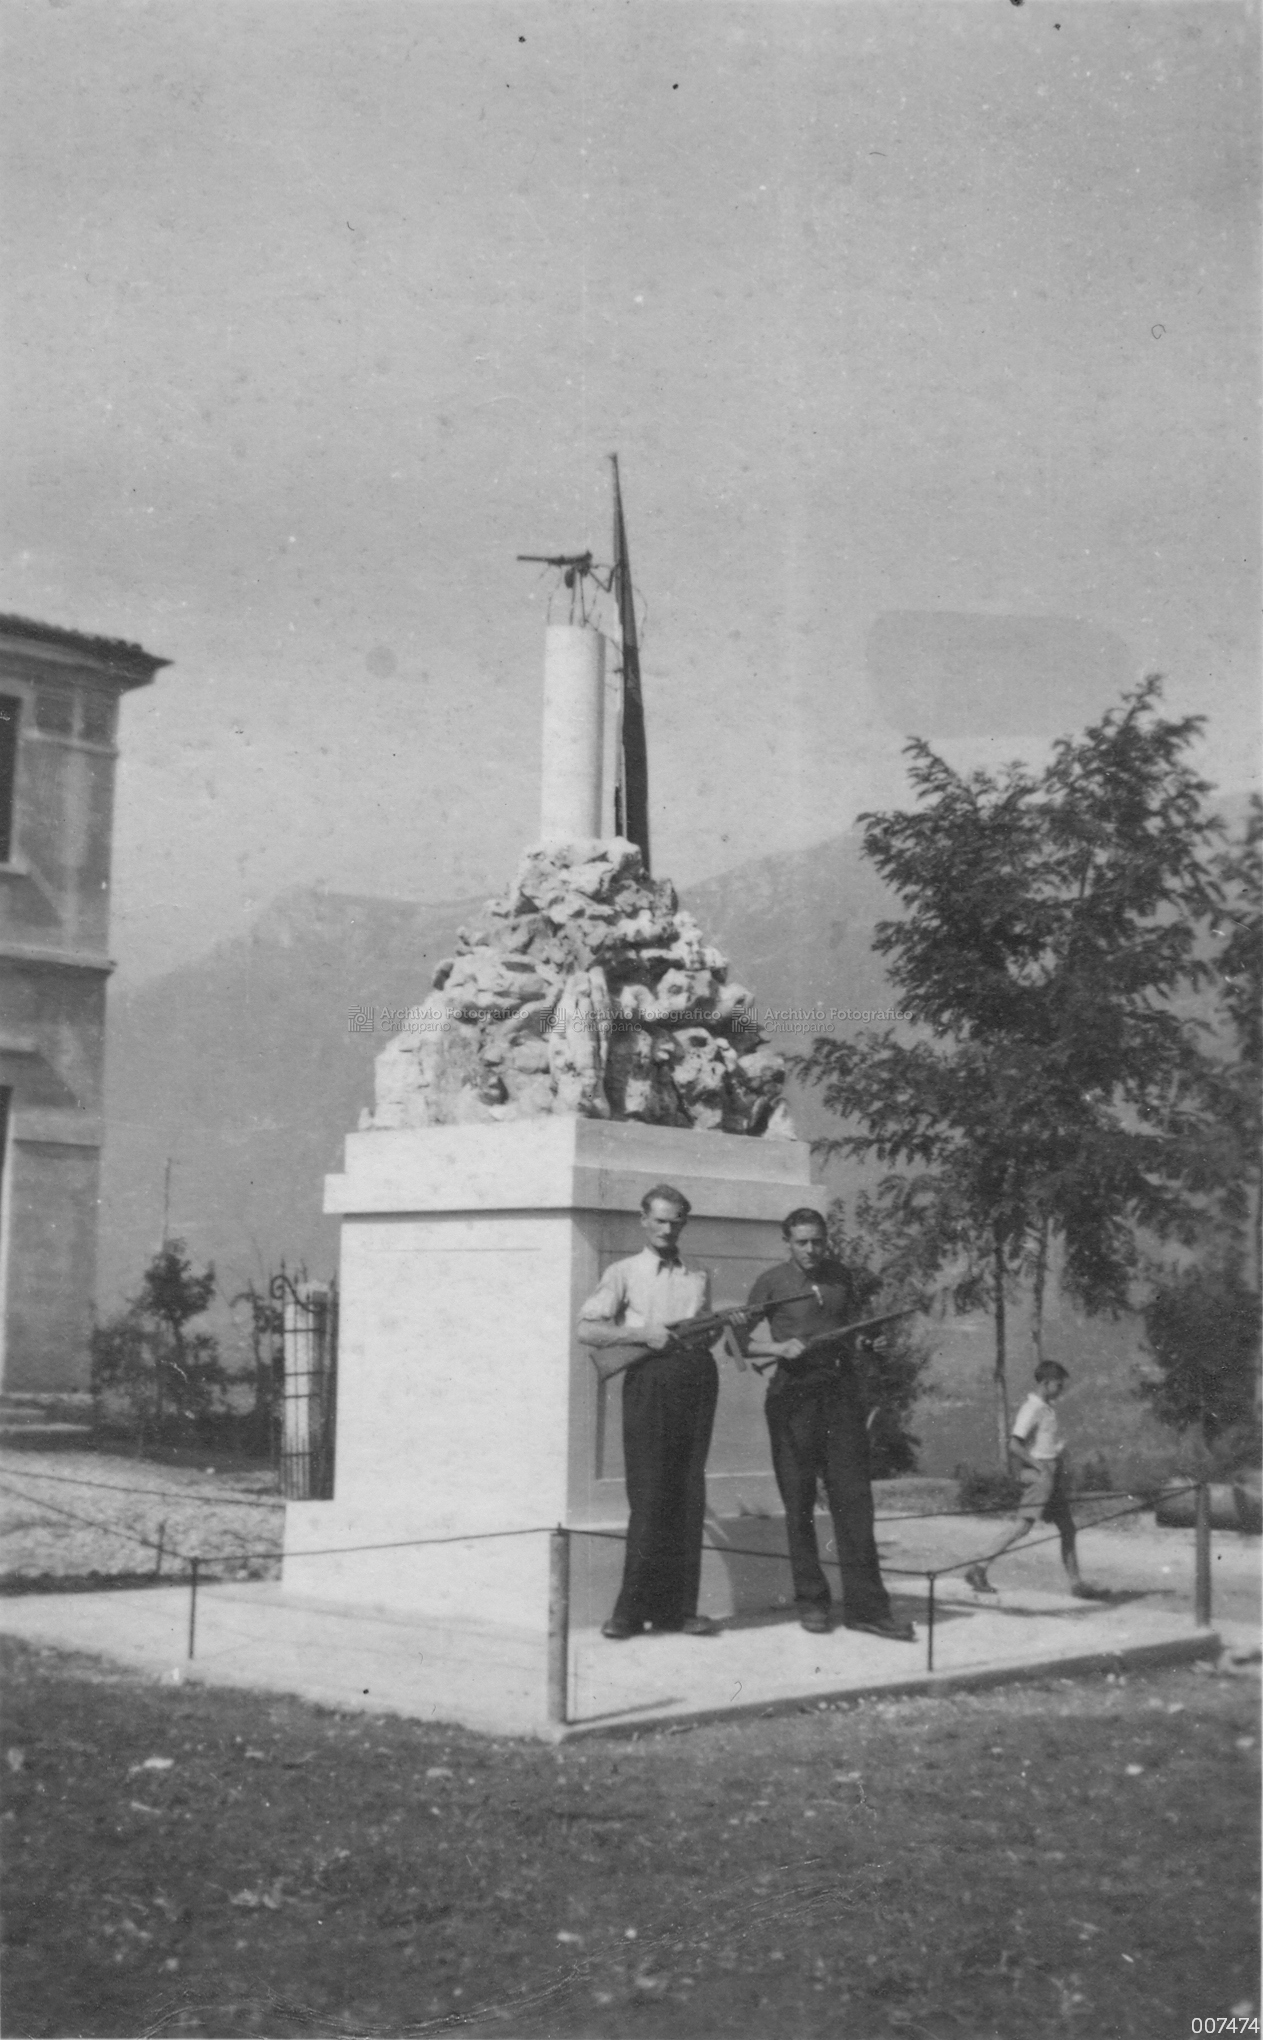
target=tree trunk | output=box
[1253,1167,1262,1422]
[1031,1213,1050,1367]
[993,1220,1011,1467]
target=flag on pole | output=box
[609,454,651,873]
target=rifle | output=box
[582,1288,824,1386]
[749,1306,919,1377]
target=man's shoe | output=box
[601,1617,641,1640]
[677,1614,720,1637]
[964,1564,997,1595]
[1070,1582,1110,1601]
[799,1607,831,1634]
[844,1616,916,1643]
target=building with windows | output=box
[0,616,167,1393]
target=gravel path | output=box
[0,1449,283,1585]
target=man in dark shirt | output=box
[746,1208,914,1641]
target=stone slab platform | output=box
[0,1576,1220,1742]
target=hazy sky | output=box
[4,0,1259,983]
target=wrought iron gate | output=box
[273,1275,338,1500]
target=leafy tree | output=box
[800,680,1222,1463]
[1206,795,1263,1296]
[1213,794,1263,1072]
[1140,796,1263,1455]
[824,1195,934,1478]
[1139,1259,1259,1452]
[91,1240,225,1445]
[231,1278,286,1457]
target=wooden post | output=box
[1194,1483,1212,1627]
[547,1528,570,1727]
[993,1223,1011,1467]
[926,1575,936,1673]
[187,1556,200,1660]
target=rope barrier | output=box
[869,1489,1153,1524]
[0,1479,175,1559]
[0,1474,1200,1577]
[266,1525,561,1560]
[880,1487,1181,1578]
[0,1464,283,1510]
[1,1472,1213,1682]
[559,1484,1187,1580]
[0,1477,558,1568]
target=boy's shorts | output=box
[1018,1457,1072,1522]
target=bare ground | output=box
[2,1634,1258,2040]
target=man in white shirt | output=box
[964,1360,1105,1598]
[578,1184,723,1640]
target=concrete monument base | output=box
[282,1118,818,1631]
[0,1576,1228,1744]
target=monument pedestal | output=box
[282,1119,816,1637]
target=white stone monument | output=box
[283,611,821,1662]
[283,1117,815,1629]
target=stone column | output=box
[540,625,604,841]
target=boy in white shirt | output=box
[964,1361,1105,1599]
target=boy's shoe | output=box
[677,1614,720,1637]
[799,1607,831,1634]
[964,1565,997,1595]
[843,1616,916,1643]
[601,1617,641,1640]
[1069,1582,1111,1600]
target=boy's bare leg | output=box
[1059,1519,1081,1584]
[1059,1515,1109,1597]
[968,1512,1108,1598]
[964,1516,1034,1594]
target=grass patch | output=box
[1,1638,1257,2037]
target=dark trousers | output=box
[612,1350,719,1630]
[765,1374,891,1625]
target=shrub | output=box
[1203,1417,1262,1481]
[1073,1453,1114,1495]
[866,1401,922,1481]
[1139,1260,1261,1447]
[955,1464,1022,1514]
[91,1240,227,1448]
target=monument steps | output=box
[0,1393,94,1450]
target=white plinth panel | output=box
[283,1119,817,1633]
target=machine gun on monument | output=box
[515,550,607,624]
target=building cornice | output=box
[0,615,168,690]
[10,1108,103,1150]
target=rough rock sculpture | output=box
[363,838,795,1137]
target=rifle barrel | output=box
[748,1304,918,1375]
[663,1289,822,1348]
